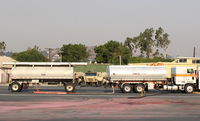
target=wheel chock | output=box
[193,92,200,94]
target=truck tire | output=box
[122,84,132,93]
[184,84,194,93]
[134,84,145,93]
[10,82,22,92]
[64,83,75,92]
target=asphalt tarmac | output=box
[0,86,200,121]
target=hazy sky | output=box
[0,0,200,57]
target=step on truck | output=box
[3,62,87,92]
[107,65,200,93]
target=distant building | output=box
[0,56,16,83]
[87,46,96,63]
[42,48,61,62]
[51,54,61,62]
[173,57,200,64]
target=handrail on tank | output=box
[2,62,88,66]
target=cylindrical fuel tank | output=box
[11,63,74,80]
[107,65,167,81]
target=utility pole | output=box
[45,48,53,62]
[119,56,122,65]
[59,50,63,62]
[193,46,196,57]
[45,48,61,62]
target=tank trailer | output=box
[4,62,87,92]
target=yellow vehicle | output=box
[77,72,106,87]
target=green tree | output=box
[125,28,155,58]
[94,45,110,63]
[125,27,171,58]
[61,44,89,62]
[12,48,47,62]
[138,28,154,58]
[0,41,6,56]
[95,40,131,64]
[155,27,171,58]
[124,37,139,56]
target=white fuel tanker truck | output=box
[4,62,200,94]
[107,65,200,93]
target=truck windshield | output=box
[85,73,97,76]
[187,69,194,74]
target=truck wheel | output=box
[122,84,132,93]
[64,83,75,92]
[184,84,194,93]
[11,82,22,92]
[134,84,145,93]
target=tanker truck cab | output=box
[171,67,199,93]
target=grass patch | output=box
[74,64,108,72]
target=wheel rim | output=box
[66,85,73,91]
[186,86,193,93]
[12,84,19,91]
[137,86,143,92]
[124,86,131,92]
